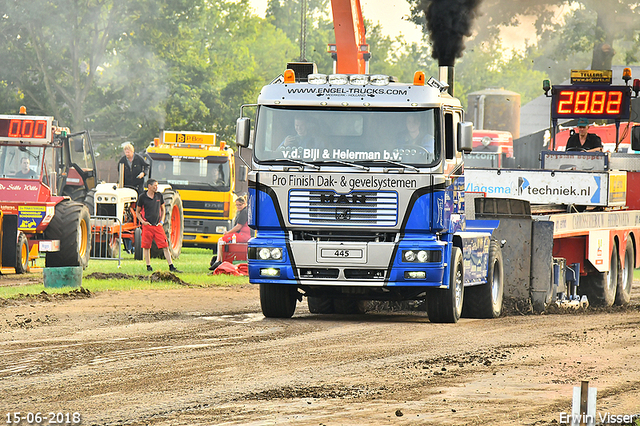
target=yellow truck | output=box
[146,131,239,249]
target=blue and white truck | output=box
[236,66,505,322]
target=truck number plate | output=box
[321,249,363,259]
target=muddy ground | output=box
[0,274,639,426]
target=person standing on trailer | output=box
[136,178,181,273]
[566,118,603,152]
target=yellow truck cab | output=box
[146,131,237,249]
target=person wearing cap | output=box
[565,118,603,152]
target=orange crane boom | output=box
[329,0,369,74]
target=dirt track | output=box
[0,278,639,426]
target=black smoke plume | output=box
[424,0,483,66]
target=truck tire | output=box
[463,240,504,318]
[615,238,634,306]
[45,201,91,268]
[308,296,334,314]
[580,243,618,307]
[333,298,365,314]
[134,227,143,260]
[260,283,297,318]
[15,232,29,274]
[150,190,183,259]
[427,247,464,323]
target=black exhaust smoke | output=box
[423,0,483,94]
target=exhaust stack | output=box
[439,66,454,96]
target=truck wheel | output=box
[427,247,464,323]
[615,239,634,306]
[260,283,297,318]
[308,296,334,314]
[151,190,183,259]
[333,298,365,314]
[15,232,30,274]
[134,227,143,260]
[463,240,504,318]
[45,201,91,268]
[580,243,618,307]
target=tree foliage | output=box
[408,0,640,72]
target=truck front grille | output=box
[288,190,398,226]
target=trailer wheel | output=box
[15,232,29,274]
[615,239,634,306]
[580,243,618,307]
[427,247,464,323]
[150,190,183,259]
[134,227,143,260]
[45,201,91,268]
[463,240,504,318]
[308,296,334,314]
[260,283,297,318]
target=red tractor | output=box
[0,109,94,273]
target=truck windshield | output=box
[151,157,230,190]
[253,107,440,165]
[0,146,43,179]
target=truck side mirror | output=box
[239,165,248,182]
[236,117,251,148]
[458,121,473,153]
[632,125,640,151]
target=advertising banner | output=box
[464,169,608,206]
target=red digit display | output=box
[606,91,622,114]
[551,86,630,120]
[0,117,51,141]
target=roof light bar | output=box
[328,74,349,85]
[308,74,328,84]
[370,75,390,86]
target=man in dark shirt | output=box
[118,142,149,193]
[566,118,603,152]
[136,178,181,273]
[14,157,37,178]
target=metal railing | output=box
[90,216,123,267]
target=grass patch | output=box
[0,247,249,300]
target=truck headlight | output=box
[402,250,441,263]
[270,248,282,260]
[404,250,417,262]
[253,247,284,260]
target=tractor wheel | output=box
[150,190,183,259]
[134,227,143,260]
[615,238,634,306]
[106,232,120,258]
[45,201,91,268]
[579,243,618,307]
[307,296,334,314]
[427,247,464,323]
[83,188,96,216]
[260,283,297,318]
[463,240,504,318]
[15,232,30,274]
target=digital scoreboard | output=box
[551,85,631,120]
[0,115,53,143]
